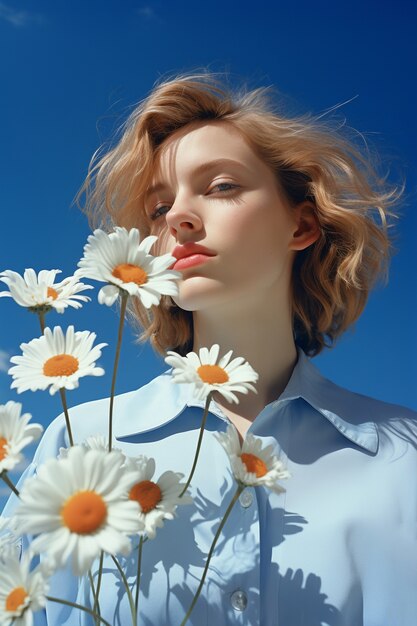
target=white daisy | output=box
[0,517,19,553]
[58,434,124,460]
[0,401,43,474]
[165,344,259,404]
[215,425,290,494]
[8,325,107,395]
[0,548,48,626]
[75,227,180,307]
[14,446,144,575]
[126,456,192,540]
[0,268,92,313]
[78,433,109,451]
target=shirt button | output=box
[239,489,253,508]
[230,589,248,611]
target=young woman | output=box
[3,72,417,625]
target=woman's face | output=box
[144,121,302,313]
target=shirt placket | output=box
[189,400,261,625]
[206,484,261,625]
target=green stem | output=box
[179,484,243,626]
[88,570,101,626]
[108,292,128,452]
[93,551,104,618]
[0,471,19,497]
[179,393,212,498]
[38,311,46,334]
[46,595,111,626]
[110,554,137,625]
[59,388,74,446]
[135,535,144,613]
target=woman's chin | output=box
[172,278,230,312]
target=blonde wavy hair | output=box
[77,71,400,357]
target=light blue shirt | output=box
[3,348,417,625]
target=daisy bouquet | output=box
[0,227,290,626]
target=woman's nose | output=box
[165,198,203,240]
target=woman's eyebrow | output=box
[145,158,249,199]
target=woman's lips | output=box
[172,254,215,271]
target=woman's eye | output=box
[150,205,170,221]
[210,182,238,193]
[150,183,239,220]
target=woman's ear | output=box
[289,201,321,251]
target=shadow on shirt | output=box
[169,563,343,626]
[110,488,341,626]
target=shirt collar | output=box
[114,348,378,454]
[276,349,378,453]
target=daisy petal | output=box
[0,401,43,474]
[98,284,119,306]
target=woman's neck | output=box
[192,291,298,421]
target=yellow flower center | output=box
[112,263,147,285]
[6,586,27,613]
[197,364,229,384]
[240,453,268,478]
[47,287,59,300]
[0,436,8,461]
[61,490,107,534]
[43,354,79,377]
[129,480,162,513]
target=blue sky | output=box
[1,1,416,502]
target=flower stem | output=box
[46,595,111,626]
[179,484,243,626]
[110,554,137,625]
[93,551,104,619]
[59,388,74,446]
[108,292,128,452]
[0,471,19,497]
[135,535,144,613]
[38,311,46,334]
[88,570,101,626]
[179,393,212,498]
